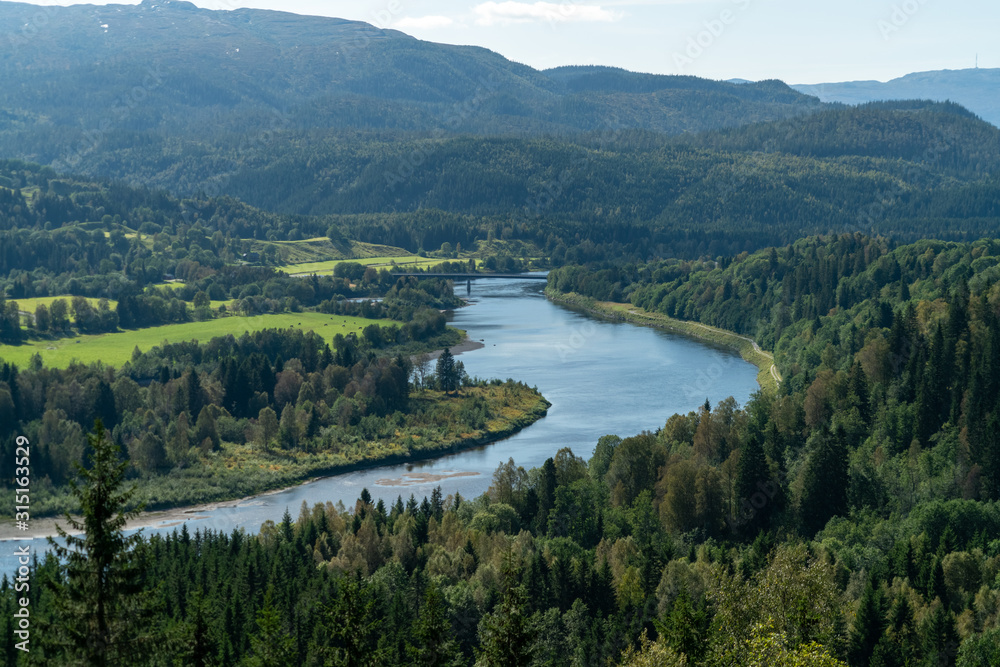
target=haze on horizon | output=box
[15,0,999,85]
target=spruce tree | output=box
[435,348,459,395]
[312,576,386,667]
[849,579,887,666]
[407,582,463,667]
[245,587,296,667]
[181,592,217,667]
[733,434,772,536]
[475,548,535,667]
[44,420,157,665]
[184,368,203,418]
[799,429,849,536]
[655,587,706,661]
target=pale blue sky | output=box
[23,0,1000,84]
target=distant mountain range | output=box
[793,68,1000,127]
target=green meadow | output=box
[15,292,236,312]
[12,295,116,312]
[284,255,442,276]
[0,312,400,368]
[255,238,411,264]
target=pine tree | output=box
[655,587,706,661]
[44,420,157,665]
[89,380,117,429]
[921,604,959,666]
[537,457,557,531]
[184,368,203,418]
[181,592,217,667]
[245,587,296,667]
[312,576,386,667]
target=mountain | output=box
[0,0,828,191]
[793,68,1000,127]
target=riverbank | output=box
[546,288,781,393]
[0,383,550,538]
[1,468,496,540]
[425,337,485,361]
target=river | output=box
[2,278,758,572]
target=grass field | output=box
[284,255,444,276]
[0,312,401,368]
[12,296,116,312]
[251,238,415,265]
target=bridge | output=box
[390,272,548,280]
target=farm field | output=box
[13,292,237,315]
[0,311,400,368]
[284,255,443,276]
[12,295,116,312]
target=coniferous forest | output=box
[3,1,1000,666]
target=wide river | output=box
[2,278,758,572]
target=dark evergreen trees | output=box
[406,582,463,667]
[43,421,156,665]
[799,429,849,536]
[849,579,888,666]
[733,434,773,536]
[435,348,460,395]
[475,549,535,667]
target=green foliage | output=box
[618,630,688,667]
[407,583,464,667]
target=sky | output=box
[21,0,1000,84]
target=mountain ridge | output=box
[0,0,827,157]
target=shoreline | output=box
[546,289,781,393]
[0,370,549,541]
[425,337,485,360]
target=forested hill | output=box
[1,2,999,265]
[538,235,1000,665]
[3,99,1000,270]
[210,104,1000,260]
[676,101,1000,179]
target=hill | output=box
[793,67,1000,127]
